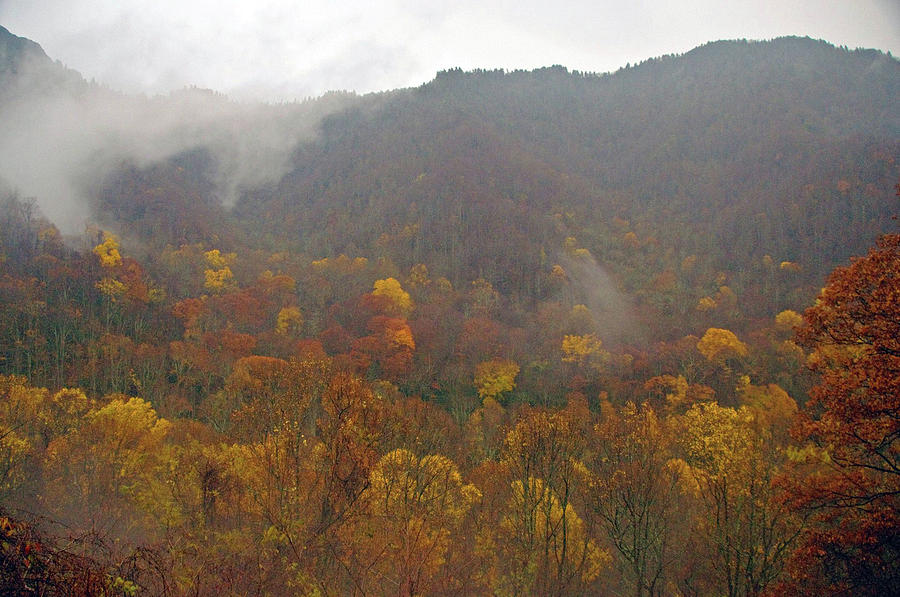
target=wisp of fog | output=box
[557,251,641,346]
[0,49,355,233]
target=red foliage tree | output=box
[779,234,900,596]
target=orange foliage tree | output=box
[351,316,416,381]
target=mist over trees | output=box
[0,24,898,595]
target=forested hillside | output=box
[0,25,898,595]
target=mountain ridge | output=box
[0,24,48,70]
[0,24,88,96]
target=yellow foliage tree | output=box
[92,233,122,268]
[738,382,797,434]
[465,394,507,463]
[678,401,756,478]
[385,321,415,352]
[275,306,303,335]
[96,277,127,300]
[0,424,30,498]
[311,253,368,273]
[468,278,499,315]
[497,477,608,594]
[474,358,519,401]
[361,448,480,595]
[561,334,604,364]
[407,263,430,289]
[592,402,684,596]
[0,377,94,500]
[550,264,568,283]
[775,309,803,333]
[204,249,234,268]
[42,396,171,544]
[561,334,612,377]
[372,277,413,316]
[696,327,749,363]
[486,409,608,594]
[501,410,585,491]
[673,401,801,596]
[203,266,234,291]
[696,296,717,312]
[623,231,640,249]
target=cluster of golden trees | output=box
[0,362,805,596]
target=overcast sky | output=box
[1,0,898,101]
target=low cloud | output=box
[0,56,356,232]
[558,252,641,347]
[2,0,897,104]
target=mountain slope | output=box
[1,29,898,323]
[225,38,898,307]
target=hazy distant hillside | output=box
[228,37,898,301]
[2,27,898,315]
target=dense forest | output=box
[0,25,898,595]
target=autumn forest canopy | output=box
[0,26,898,596]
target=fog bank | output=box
[0,53,355,233]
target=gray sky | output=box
[1,0,898,101]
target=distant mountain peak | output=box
[0,25,87,99]
[0,25,52,73]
